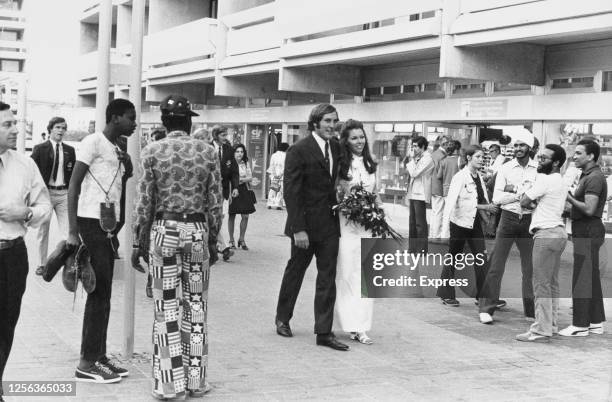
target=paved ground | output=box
[3,203,612,401]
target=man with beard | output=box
[478,129,538,324]
[515,144,568,342]
[559,139,607,337]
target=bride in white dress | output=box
[335,119,378,345]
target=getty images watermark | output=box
[360,238,612,298]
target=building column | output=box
[95,0,113,130]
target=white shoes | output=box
[479,313,493,324]
[588,323,604,335]
[515,331,550,343]
[558,325,589,337]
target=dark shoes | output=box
[276,319,293,337]
[441,298,460,307]
[98,356,129,377]
[316,333,349,351]
[221,246,234,261]
[237,240,249,250]
[35,265,44,275]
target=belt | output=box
[155,212,206,222]
[0,237,23,250]
[502,209,532,220]
[48,185,68,190]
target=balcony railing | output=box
[224,2,278,57]
[77,48,130,84]
[143,17,218,79]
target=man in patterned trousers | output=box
[131,95,222,400]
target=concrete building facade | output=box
[77,0,612,230]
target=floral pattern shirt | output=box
[132,130,222,247]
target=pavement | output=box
[3,202,612,401]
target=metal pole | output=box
[95,0,112,131]
[16,77,26,153]
[122,0,145,358]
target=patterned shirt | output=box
[132,130,222,247]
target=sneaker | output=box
[495,299,507,309]
[479,313,493,324]
[441,298,460,307]
[75,362,121,383]
[99,357,129,377]
[589,323,604,335]
[558,325,589,337]
[515,331,550,343]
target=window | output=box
[452,82,486,94]
[494,82,531,92]
[0,59,20,72]
[604,71,612,91]
[0,30,18,41]
[552,77,594,89]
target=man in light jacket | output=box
[405,136,433,254]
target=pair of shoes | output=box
[349,332,373,345]
[275,319,293,337]
[589,323,604,335]
[229,240,236,250]
[441,298,460,307]
[35,265,44,275]
[151,391,186,401]
[221,246,234,261]
[237,240,249,250]
[558,325,589,337]
[515,331,550,343]
[98,356,129,377]
[75,362,121,383]
[479,313,493,324]
[316,333,349,351]
[189,382,212,397]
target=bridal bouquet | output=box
[333,184,402,240]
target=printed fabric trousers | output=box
[149,219,209,398]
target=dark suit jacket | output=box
[217,142,239,200]
[31,140,76,186]
[283,134,340,241]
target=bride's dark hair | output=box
[338,119,377,180]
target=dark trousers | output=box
[479,210,534,316]
[571,217,606,327]
[409,199,428,254]
[78,218,115,364]
[0,238,28,395]
[276,234,339,334]
[437,216,489,300]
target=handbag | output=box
[478,209,497,238]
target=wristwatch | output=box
[24,209,33,223]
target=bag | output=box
[478,209,498,238]
[248,189,257,204]
[100,201,117,234]
[269,177,281,192]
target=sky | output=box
[24,0,80,104]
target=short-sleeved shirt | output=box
[525,173,568,233]
[76,132,124,219]
[571,164,607,220]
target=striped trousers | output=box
[149,219,209,398]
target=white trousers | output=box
[429,195,445,239]
[37,189,69,266]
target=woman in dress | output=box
[228,144,256,250]
[335,119,378,344]
[266,142,288,210]
[439,145,498,306]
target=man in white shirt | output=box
[515,144,568,342]
[0,101,51,400]
[67,99,136,384]
[406,136,434,254]
[478,129,538,324]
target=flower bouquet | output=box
[333,184,402,240]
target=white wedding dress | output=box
[335,155,376,332]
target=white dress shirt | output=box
[493,158,538,214]
[48,139,65,186]
[0,149,52,240]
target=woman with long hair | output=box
[439,145,498,306]
[228,144,256,250]
[335,119,378,344]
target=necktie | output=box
[51,143,60,182]
[324,142,330,175]
[218,145,222,162]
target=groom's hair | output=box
[307,103,337,131]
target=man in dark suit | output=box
[30,117,75,275]
[275,104,348,351]
[211,125,239,261]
